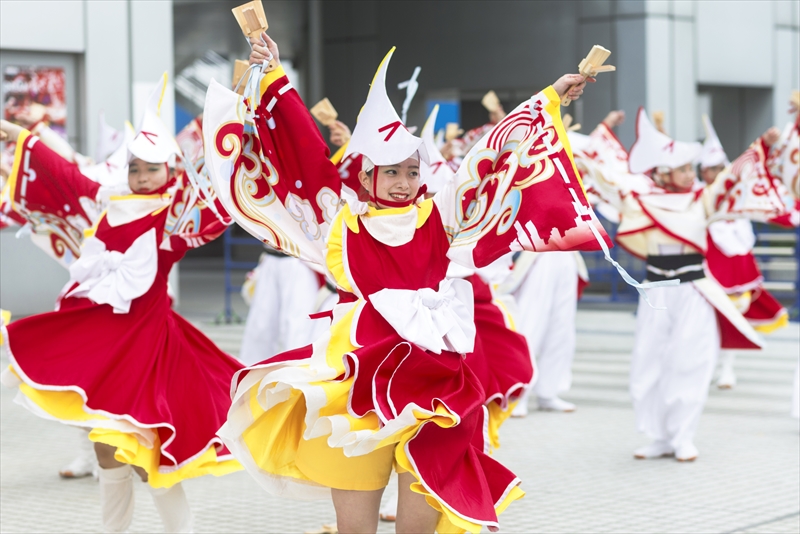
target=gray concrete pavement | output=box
[1,294,798,533]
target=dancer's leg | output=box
[395,472,440,534]
[331,487,385,534]
[96,443,135,534]
[148,483,194,533]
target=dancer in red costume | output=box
[205,33,607,534]
[699,116,792,389]
[0,75,242,533]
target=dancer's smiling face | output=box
[358,157,421,209]
[128,157,170,194]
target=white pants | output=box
[630,282,720,448]
[240,255,319,365]
[513,252,578,399]
[792,361,799,419]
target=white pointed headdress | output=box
[629,107,701,174]
[420,104,454,194]
[128,73,182,165]
[344,48,429,169]
[699,115,729,169]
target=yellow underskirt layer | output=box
[14,372,241,488]
[487,398,519,453]
[753,310,789,334]
[236,301,525,533]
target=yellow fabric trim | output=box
[753,311,789,334]
[544,85,589,198]
[0,309,9,345]
[258,64,287,100]
[155,73,168,116]
[416,198,434,228]
[238,308,395,491]
[330,143,348,165]
[365,203,415,218]
[486,399,518,453]
[491,298,517,331]
[6,129,31,211]
[89,428,241,489]
[83,209,107,238]
[14,372,241,488]
[325,208,355,293]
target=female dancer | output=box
[205,34,605,533]
[0,76,242,532]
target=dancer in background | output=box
[582,108,789,462]
[0,74,242,533]
[0,111,133,481]
[700,116,790,389]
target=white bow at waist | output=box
[66,228,159,314]
[369,278,476,354]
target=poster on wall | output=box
[1,66,67,173]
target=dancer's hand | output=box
[761,127,780,146]
[329,120,351,147]
[602,110,625,128]
[553,74,595,100]
[0,120,24,141]
[249,32,280,66]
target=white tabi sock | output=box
[147,483,194,533]
[98,465,135,533]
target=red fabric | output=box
[577,276,590,299]
[335,153,365,199]
[7,193,242,469]
[744,287,786,323]
[247,76,341,228]
[467,275,532,407]
[461,107,613,268]
[716,310,761,350]
[704,231,761,292]
[4,134,100,263]
[238,202,518,525]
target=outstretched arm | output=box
[439,74,611,269]
[203,34,341,266]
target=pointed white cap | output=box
[629,107,701,174]
[95,111,125,162]
[420,104,454,194]
[344,48,429,168]
[699,115,729,169]
[128,73,182,165]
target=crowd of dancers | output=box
[0,18,798,534]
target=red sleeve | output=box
[2,130,102,266]
[6,130,100,227]
[251,71,341,225]
[161,172,232,252]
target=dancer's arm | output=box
[438,75,611,270]
[703,128,789,223]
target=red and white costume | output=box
[1,76,242,532]
[702,115,790,334]
[239,251,322,365]
[580,108,789,457]
[204,49,611,532]
[424,104,534,440]
[765,108,800,418]
[500,251,588,413]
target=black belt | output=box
[646,254,705,283]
